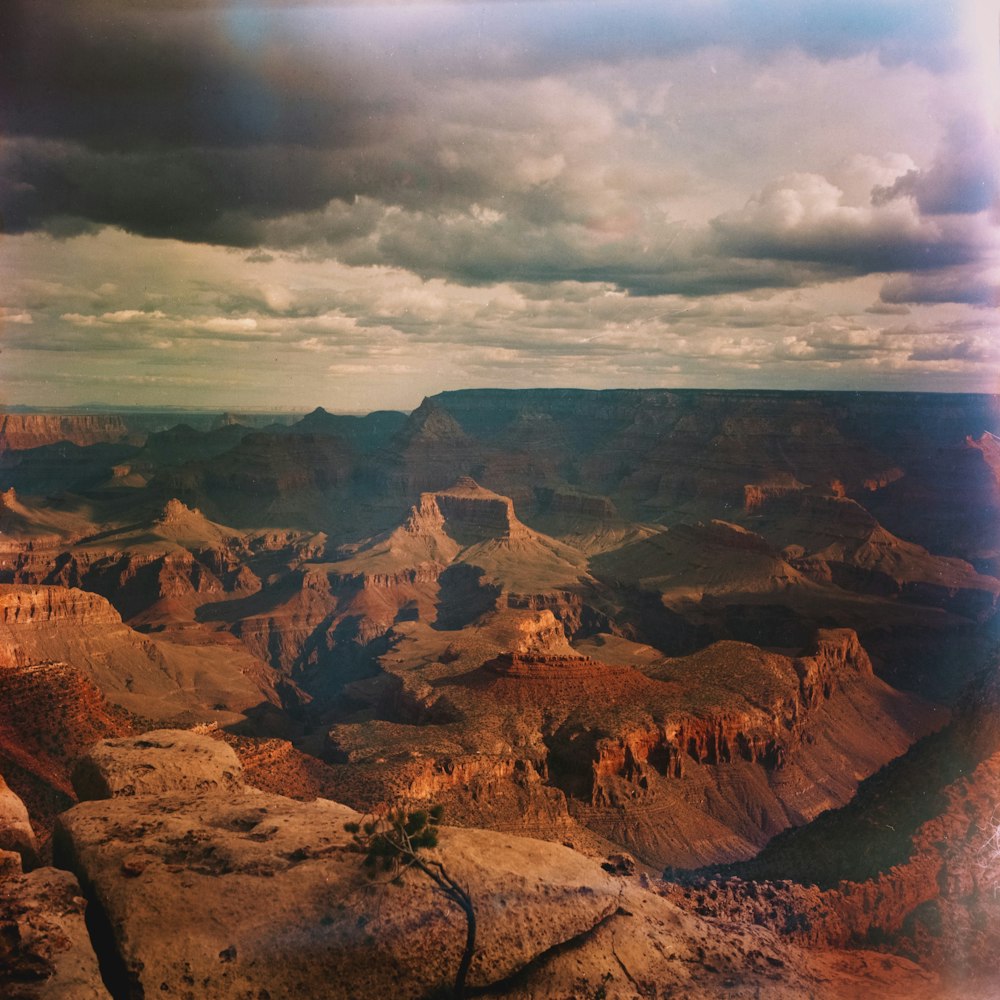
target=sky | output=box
[1,0,998,411]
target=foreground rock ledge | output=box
[0,772,39,864]
[53,732,944,999]
[71,729,245,801]
[0,849,111,999]
[57,729,625,999]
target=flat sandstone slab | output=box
[55,782,621,998]
[71,729,245,800]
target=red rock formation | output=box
[53,728,949,1000]
[325,616,939,870]
[743,474,807,511]
[486,651,603,678]
[0,413,138,451]
[0,657,133,854]
[0,585,122,626]
[0,854,112,998]
[659,748,1000,990]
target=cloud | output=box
[880,266,999,307]
[1,2,994,405]
[865,302,910,315]
[872,115,999,215]
[907,338,997,363]
[0,1,964,244]
[710,167,987,273]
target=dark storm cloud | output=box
[908,339,993,363]
[880,268,1000,307]
[872,116,1000,215]
[710,170,985,271]
[2,0,993,367]
[0,138,373,243]
[0,0,393,150]
[0,0,962,239]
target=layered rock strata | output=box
[51,731,943,1000]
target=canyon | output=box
[0,388,997,998]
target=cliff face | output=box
[0,413,137,451]
[590,630,874,783]
[0,585,123,627]
[46,730,942,1000]
[660,753,1000,984]
[0,656,134,855]
[233,480,596,685]
[325,618,940,870]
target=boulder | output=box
[51,730,945,1000]
[502,884,939,1000]
[0,773,38,864]
[0,853,111,999]
[71,730,244,801]
[55,786,620,999]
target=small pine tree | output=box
[345,805,477,999]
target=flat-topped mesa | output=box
[487,651,603,679]
[336,478,531,584]
[0,585,123,627]
[0,412,137,451]
[432,477,531,543]
[743,474,807,511]
[534,486,618,520]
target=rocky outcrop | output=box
[0,851,111,999]
[0,584,123,626]
[0,657,134,855]
[51,729,940,1000]
[0,773,38,862]
[55,732,626,1000]
[743,474,807,511]
[0,413,136,451]
[72,730,245,801]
